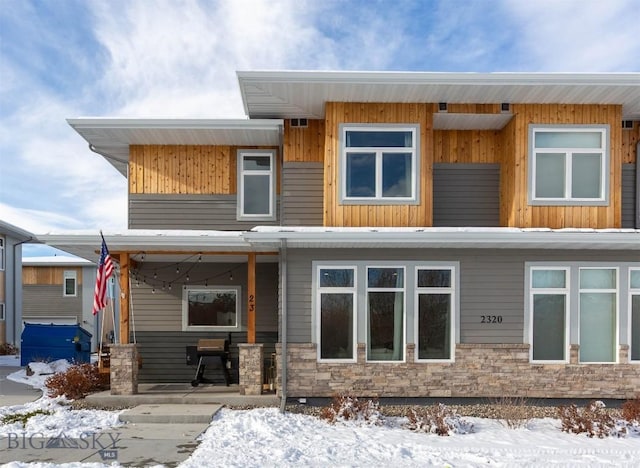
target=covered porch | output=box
[39,231,280,397]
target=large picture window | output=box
[579,268,617,363]
[630,269,640,362]
[316,267,356,361]
[367,266,405,361]
[340,125,419,203]
[182,286,241,331]
[530,268,569,362]
[529,126,608,205]
[415,267,455,361]
[237,150,276,220]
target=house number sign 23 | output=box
[249,294,255,312]
[480,315,503,324]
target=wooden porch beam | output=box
[247,252,256,344]
[107,250,278,256]
[118,252,130,344]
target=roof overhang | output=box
[244,227,640,250]
[67,118,284,176]
[0,220,37,242]
[237,71,640,120]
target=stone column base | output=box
[110,344,139,395]
[239,343,263,395]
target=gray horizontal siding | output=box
[282,162,324,226]
[285,248,635,345]
[130,262,278,333]
[433,164,500,227]
[134,331,278,383]
[22,285,82,323]
[129,194,279,230]
[622,164,637,228]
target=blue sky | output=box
[1,0,639,257]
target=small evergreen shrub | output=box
[558,400,616,438]
[319,393,383,426]
[405,403,474,436]
[45,363,106,400]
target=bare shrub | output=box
[622,399,640,423]
[319,393,383,426]
[405,403,474,436]
[558,400,616,438]
[0,343,18,355]
[45,363,107,400]
[491,396,536,429]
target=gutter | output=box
[279,239,288,413]
[12,237,34,346]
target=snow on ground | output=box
[6,360,72,392]
[0,355,21,367]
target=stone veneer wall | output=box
[277,343,640,399]
[238,343,263,395]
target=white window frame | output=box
[0,303,5,321]
[528,267,570,363]
[630,268,640,363]
[63,270,77,297]
[339,124,420,204]
[0,238,4,271]
[237,149,276,221]
[182,285,241,332]
[414,266,456,363]
[528,125,609,206]
[578,267,618,364]
[315,266,357,363]
[366,265,406,363]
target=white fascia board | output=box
[67,118,284,131]
[243,228,640,250]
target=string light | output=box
[198,254,202,262]
[153,272,158,279]
[229,271,233,281]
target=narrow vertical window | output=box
[530,268,569,361]
[0,238,4,270]
[630,269,640,362]
[416,267,455,361]
[579,268,617,363]
[237,150,276,220]
[63,270,77,297]
[367,267,405,361]
[0,303,5,321]
[317,267,356,361]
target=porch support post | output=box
[119,252,130,344]
[238,343,263,395]
[247,252,256,344]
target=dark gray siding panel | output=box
[129,194,279,230]
[135,331,278,383]
[622,164,637,228]
[282,162,324,226]
[22,285,82,322]
[286,248,635,345]
[433,164,500,227]
[130,262,278,333]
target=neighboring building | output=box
[22,256,108,352]
[0,220,35,348]
[43,71,640,399]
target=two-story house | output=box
[42,71,640,399]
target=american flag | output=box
[92,236,114,315]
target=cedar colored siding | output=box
[283,119,325,162]
[433,130,502,164]
[22,266,83,285]
[323,102,434,227]
[621,122,639,164]
[284,248,635,345]
[500,104,623,228]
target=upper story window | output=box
[340,124,419,204]
[528,125,609,205]
[237,150,276,221]
[182,285,241,331]
[63,270,77,297]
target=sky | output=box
[1,0,639,257]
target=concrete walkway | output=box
[0,366,41,406]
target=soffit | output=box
[237,71,640,120]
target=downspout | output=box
[12,237,34,347]
[279,238,288,413]
[636,142,640,229]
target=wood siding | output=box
[433,164,500,227]
[282,162,324,226]
[22,267,83,285]
[129,194,279,230]
[285,248,635,344]
[500,104,623,228]
[622,164,637,228]
[434,130,501,163]
[129,145,279,195]
[22,285,82,322]
[323,102,434,227]
[284,119,325,162]
[130,262,278,332]
[622,122,639,164]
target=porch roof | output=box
[244,226,640,250]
